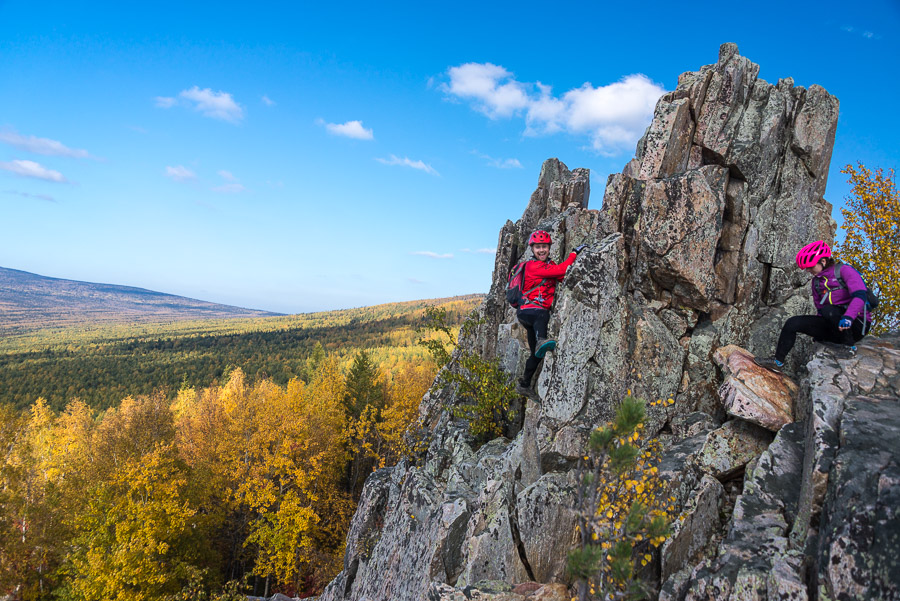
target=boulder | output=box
[714,345,797,430]
[696,419,773,479]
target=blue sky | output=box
[1,1,897,313]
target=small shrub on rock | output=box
[568,395,673,600]
[418,306,516,441]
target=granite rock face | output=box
[318,44,883,601]
[662,336,900,601]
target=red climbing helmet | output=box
[796,240,832,269]
[528,230,552,245]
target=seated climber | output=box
[756,240,873,372]
[515,230,585,395]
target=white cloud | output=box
[154,96,177,108]
[408,277,425,284]
[218,170,237,181]
[178,87,244,123]
[375,154,439,176]
[165,165,196,181]
[444,63,530,118]
[0,130,93,159]
[0,159,67,182]
[461,247,497,254]
[4,189,57,202]
[473,151,523,169]
[319,119,374,140]
[443,63,667,154]
[261,95,276,106]
[411,251,453,259]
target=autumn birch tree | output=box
[836,163,900,332]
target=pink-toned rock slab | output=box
[511,582,542,595]
[530,583,569,601]
[713,345,798,431]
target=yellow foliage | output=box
[568,396,672,600]
[836,163,900,333]
[174,365,352,591]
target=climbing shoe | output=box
[753,357,785,374]
[534,338,557,358]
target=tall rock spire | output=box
[320,44,841,601]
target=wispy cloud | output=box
[213,183,246,193]
[411,251,453,259]
[472,151,523,169]
[4,189,57,203]
[461,247,497,254]
[0,130,94,159]
[0,159,67,182]
[841,25,881,40]
[408,277,425,284]
[318,119,374,140]
[164,165,196,182]
[443,63,666,154]
[212,170,246,193]
[375,154,439,176]
[155,87,244,123]
[154,96,178,108]
[261,95,276,106]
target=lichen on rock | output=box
[317,44,900,601]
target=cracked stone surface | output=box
[320,44,845,601]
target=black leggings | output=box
[517,308,550,385]
[775,304,867,362]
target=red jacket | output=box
[519,253,577,310]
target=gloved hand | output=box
[839,317,852,330]
[574,244,588,254]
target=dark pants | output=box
[775,304,867,362]
[517,308,550,386]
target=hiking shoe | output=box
[754,357,785,374]
[535,338,557,358]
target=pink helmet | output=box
[528,230,552,245]
[796,240,831,269]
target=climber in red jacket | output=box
[516,230,585,395]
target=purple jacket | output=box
[812,264,872,322]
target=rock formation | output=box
[318,44,898,601]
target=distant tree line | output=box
[0,298,479,411]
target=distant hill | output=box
[0,292,483,411]
[0,266,279,335]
